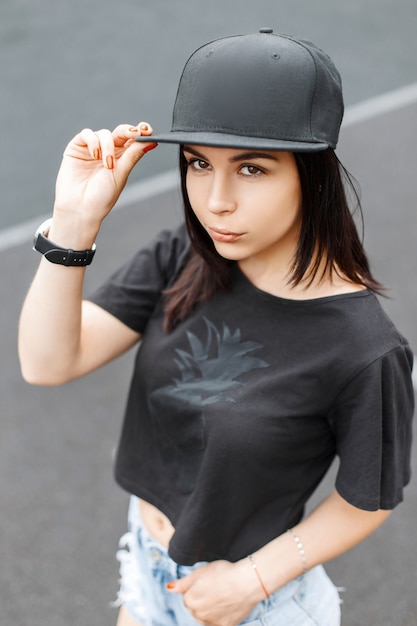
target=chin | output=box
[212,244,246,262]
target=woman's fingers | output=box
[113,122,158,176]
[63,128,101,161]
[111,121,153,146]
[64,122,155,159]
[93,128,116,170]
[62,122,157,180]
[111,121,158,159]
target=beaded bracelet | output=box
[248,554,270,598]
[287,528,308,574]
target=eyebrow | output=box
[183,145,279,163]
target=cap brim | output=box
[135,131,329,152]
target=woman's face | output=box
[184,145,302,271]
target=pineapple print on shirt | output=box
[149,318,269,493]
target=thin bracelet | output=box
[248,554,270,598]
[287,528,308,574]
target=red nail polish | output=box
[166,581,176,590]
[140,123,149,131]
[106,155,114,169]
[143,143,158,154]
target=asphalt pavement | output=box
[1,1,417,625]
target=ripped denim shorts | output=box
[114,496,341,626]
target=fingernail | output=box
[166,581,176,590]
[93,148,100,160]
[106,155,114,169]
[129,127,139,133]
[143,143,158,154]
[139,123,149,131]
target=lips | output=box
[207,226,245,243]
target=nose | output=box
[207,173,237,214]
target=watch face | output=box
[35,218,53,238]
[33,218,53,255]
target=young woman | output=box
[19,30,414,626]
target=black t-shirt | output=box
[89,224,414,565]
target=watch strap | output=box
[33,218,96,266]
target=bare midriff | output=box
[139,499,175,549]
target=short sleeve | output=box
[86,223,189,333]
[329,344,414,511]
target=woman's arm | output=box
[18,123,158,385]
[255,489,391,592]
[168,490,391,626]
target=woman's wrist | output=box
[48,209,101,250]
[248,553,270,599]
[246,530,311,598]
[233,555,270,605]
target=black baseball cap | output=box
[136,28,344,152]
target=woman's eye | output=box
[241,165,262,176]
[189,159,210,170]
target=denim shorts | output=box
[114,496,341,626]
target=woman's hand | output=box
[166,559,265,626]
[53,122,157,230]
[165,492,392,626]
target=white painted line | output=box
[0,169,179,252]
[342,82,417,127]
[1,82,417,253]
[0,213,51,251]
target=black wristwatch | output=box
[33,218,96,266]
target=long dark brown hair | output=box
[163,147,383,331]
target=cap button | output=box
[259,27,273,34]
